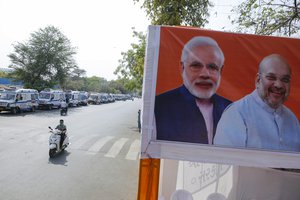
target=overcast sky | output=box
[0,0,238,80]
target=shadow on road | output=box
[48,150,71,166]
[0,110,39,117]
[129,126,141,133]
[0,106,85,118]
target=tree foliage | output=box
[8,26,77,91]
[134,0,213,26]
[114,29,146,93]
[0,71,8,78]
[71,68,86,79]
[84,76,111,93]
[109,79,129,94]
[232,0,300,36]
[64,75,126,94]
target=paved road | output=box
[0,99,142,200]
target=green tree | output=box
[64,75,113,93]
[134,0,213,26]
[97,77,110,93]
[0,71,8,78]
[8,26,77,91]
[85,76,101,92]
[64,68,87,90]
[232,0,300,36]
[71,68,87,80]
[64,78,85,91]
[109,79,129,94]
[114,29,146,93]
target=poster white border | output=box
[140,25,300,169]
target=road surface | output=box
[0,99,142,200]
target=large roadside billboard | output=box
[141,25,300,169]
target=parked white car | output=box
[38,89,66,110]
[65,90,80,107]
[0,89,39,114]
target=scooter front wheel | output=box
[49,149,56,158]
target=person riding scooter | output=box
[60,100,68,116]
[55,119,67,148]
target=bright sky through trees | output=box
[0,0,239,80]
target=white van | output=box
[0,89,39,114]
[79,91,89,106]
[38,89,65,110]
[88,93,101,104]
[65,90,80,107]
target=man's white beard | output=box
[182,70,220,99]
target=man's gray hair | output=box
[181,36,225,66]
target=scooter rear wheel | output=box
[49,149,56,158]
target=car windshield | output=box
[90,95,98,100]
[0,92,16,100]
[80,95,87,100]
[39,93,50,99]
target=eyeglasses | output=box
[259,73,291,84]
[183,61,221,74]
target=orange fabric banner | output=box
[156,26,300,119]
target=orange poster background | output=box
[156,26,300,120]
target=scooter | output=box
[48,126,69,158]
[60,107,68,116]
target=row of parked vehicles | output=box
[0,88,133,114]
